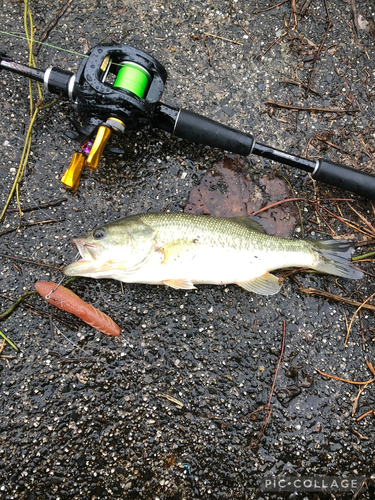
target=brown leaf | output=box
[184,155,298,237]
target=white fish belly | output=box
[111,244,316,286]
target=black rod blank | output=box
[0,59,45,83]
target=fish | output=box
[63,212,363,295]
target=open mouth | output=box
[73,238,100,261]
[63,239,104,277]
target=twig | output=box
[353,138,364,169]
[0,292,79,331]
[307,202,374,238]
[0,356,11,368]
[34,0,74,55]
[277,174,304,237]
[0,3,43,223]
[298,288,375,313]
[366,360,375,376]
[345,292,375,345]
[352,251,375,261]
[258,32,287,59]
[352,383,370,416]
[0,291,37,321]
[346,201,375,235]
[190,35,212,66]
[267,100,361,114]
[308,132,348,154]
[349,0,359,34]
[291,0,297,28]
[352,429,369,441]
[203,32,243,45]
[247,321,286,450]
[0,253,63,271]
[0,218,65,237]
[252,0,289,14]
[250,198,305,216]
[1,5,61,224]
[356,409,375,422]
[157,393,185,409]
[279,76,322,97]
[299,0,314,16]
[8,197,67,213]
[202,37,212,66]
[310,202,335,235]
[240,405,267,422]
[234,23,255,43]
[266,321,286,408]
[317,369,375,386]
[305,0,332,95]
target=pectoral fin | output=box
[159,239,196,264]
[163,279,196,290]
[237,272,281,295]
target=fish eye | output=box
[93,227,107,239]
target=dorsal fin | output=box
[229,217,266,234]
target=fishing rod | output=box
[1,43,374,198]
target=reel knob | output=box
[61,117,125,190]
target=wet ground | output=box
[1,0,375,499]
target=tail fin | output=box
[308,239,363,280]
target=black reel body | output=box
[74,43,167,134]
[57,43,168,188]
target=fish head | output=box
[63,216,157,279]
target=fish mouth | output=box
[73,238,101,260]
[63,238,103,277]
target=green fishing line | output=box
[114,62,150,98]
[0,30,87,58]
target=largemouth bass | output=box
[63,213,363,295]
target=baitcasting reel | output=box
[1,43,375,199]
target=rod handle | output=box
[174,109,254,156]
[313,159,375,200]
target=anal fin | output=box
[163,279,196,290]
[237,272,281,295]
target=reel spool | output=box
[113,61,151,98]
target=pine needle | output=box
[0,330,19,352]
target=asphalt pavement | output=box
[0,1,374,499]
